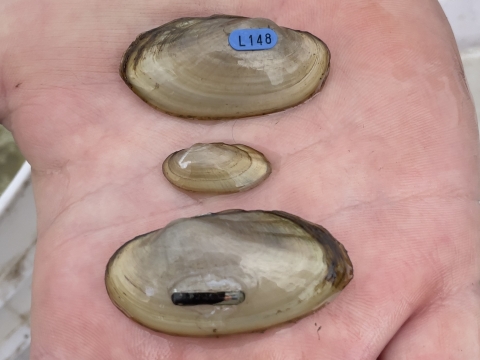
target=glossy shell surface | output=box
[120,15,330,119]
[162,143,271,194]
[105,210,353,336]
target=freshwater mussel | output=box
[105,210,353,336]
[162,143,271,194]
[120,15,330,119]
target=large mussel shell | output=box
[162,143,271,194]
[120,15,330,119]
[105,210,353,336]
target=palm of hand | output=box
[1,0,478,358]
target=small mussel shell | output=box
[105,210,353,336]
[120,15,330,119]
[162,143,271,194]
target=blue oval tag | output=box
[229,28,278,51]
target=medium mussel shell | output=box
[120,15,330,119]
[105,210,353,336]
[162,143,271,194]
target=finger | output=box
[378,287,480,359]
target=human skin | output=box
[0,0,479,358]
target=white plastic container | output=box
[0,163,36,360]
[439,0,480,119]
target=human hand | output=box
[0,0,478,358]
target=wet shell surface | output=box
[120,15,330,119]
[162,143,271,194]
[105,210,353,336]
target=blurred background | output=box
[0,1,479,359]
